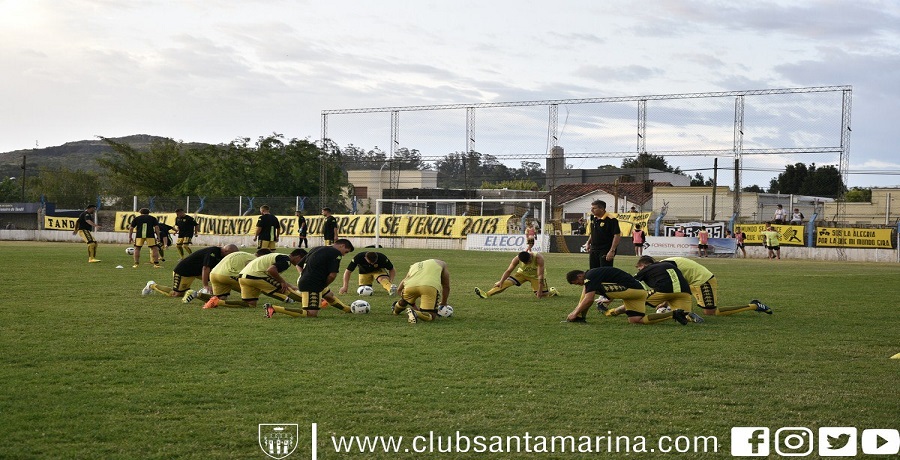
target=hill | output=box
[0,135,213,178]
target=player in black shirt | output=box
[129,208,161,269]
[265,239,354,318]
[73,204,101,263]
[295,211,308,248]
[584,200,621,269]
[143,244,238,299]
[255,205,280,250]
[340,251,396,295]
[156,222,175,262]
[565,267,689,325]
[174,208,200,258]
[321,207,339,245]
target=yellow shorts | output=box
[257,240,277,250]
[239,276,281,301]
[646,291,692,310]
[401,285,439,311]
[135,238,157,247]
[510,273,548,293]
[690,276,718,310]
[171,273,197,293]
[76,230,95,244]
[177,237,193,246]
[359,269,390,286]
[210,273,240,297]
[604,287,649,315]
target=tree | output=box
[768,162,845,198]
[27,169,102,208]
[435,151,512,189]
[0,177,19,201]
[621,152,682,174]
[742,184,764,193]
[845,187,872,202]
[690,172,713,186]
[97,136,198,196]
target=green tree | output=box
[97,136,198,195]
[690,172,713,186]
[28,169,101,208]
[768,162,845,198]
[0,177,20,201]
[621,152,682,174]
[435,151,511,189]
[742,184,764,193]
[845,187,872,202]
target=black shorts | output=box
[698,244,708,249]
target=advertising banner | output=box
[733,223,805,246]
[815,227,895,249]
[466,234,549,252]
[43,216,79,230]
[114,212,514,239]
[644,237,737,257]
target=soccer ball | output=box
[350,300,371,314]
[356,285,375,296]
[198,287,210,295]
[125,247,135,256]
[656,305,672,314]
[437,304,454,317]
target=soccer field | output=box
[0,241,897,459]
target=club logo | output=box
[259,424,299,459]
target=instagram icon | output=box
[775,427,814,456]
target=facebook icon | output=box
[731,427,770,456]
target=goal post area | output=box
[373,198,547,249]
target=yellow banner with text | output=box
[112,212,513,239]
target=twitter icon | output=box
[819,427,857,456]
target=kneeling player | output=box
[391,259,451,324]
[640,256,773,316]
[264,240,354,318]
[339,251,397,295]
[565,267,689,325]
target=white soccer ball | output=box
[356,285,375,296]
[350,300,371,314]
[656,305,672,314]
[125,247,135,256]
[437,304,454,317]
[198,287,210,295]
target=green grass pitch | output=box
[0,241,897,459]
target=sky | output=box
[2,0,899,188]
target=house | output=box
[545,182,671,220]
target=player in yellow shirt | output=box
[185,249,270,308]
[474,251,559,299]
[390,259,451,324]
[647,256,773,316]
[237,249,308,310]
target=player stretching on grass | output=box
[392,259,451,324]
[565,267,690,325]
[474,251,559,299]
[142,244,238,298]
[264,239,354,318]
[637,256,773,316]
[339,251,397,296]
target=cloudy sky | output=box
[2,0,899,187]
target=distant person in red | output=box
[697,226,710,257]
[632,224,647,257]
